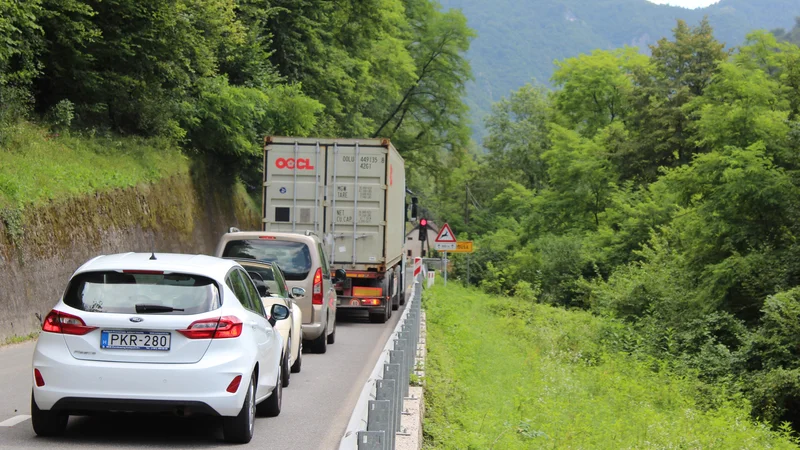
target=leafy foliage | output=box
[436,19,800,433]
[0,0,474,189]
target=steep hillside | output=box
[438,0,800,142]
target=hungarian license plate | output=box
[101,330,171,351]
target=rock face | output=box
[0,164,260,341]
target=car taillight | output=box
[41,310,97,335]
[312,268,323,305]
[178,316,243,339]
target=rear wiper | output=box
[135,304,184,313]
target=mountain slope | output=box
[438,0,800,142]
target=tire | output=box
[369,307,388,323]
[327,320,336,345]
[390,268,399,311]
[309,325,328,354]
[281,349,291,388]
[31,392,68,437]
[256,371,282,417]
[290,337,302,373]
[222,375,256,444]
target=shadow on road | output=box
[50,414,227,447]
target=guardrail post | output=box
[357,430,386,450]
[366,400,390,450]
[390,347,407,401]
[397,331,412,394]
[384,363,402,433]
[376,378,396,450]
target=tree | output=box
[624,19,729,182]
[372,0,474,173]
[551,47,647,138]
[483,84,550,191]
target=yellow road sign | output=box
[448,241,473,253]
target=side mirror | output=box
[334,268,347,281]
[269,303,290,326]
[256,284,268,297]
[291,287,306,299]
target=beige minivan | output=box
[215,230,344,354]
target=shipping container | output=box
[262,137,407,323]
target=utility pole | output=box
[465,183,470,286]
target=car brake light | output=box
[226,375,243,393]
[34,369,45,387]
[258,236,276,240]
[178,316,243,339]
[312,268,323,305]
[41,310,97,335]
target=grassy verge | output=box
[0,121,188,208]
[3,331,39,346]
[423,282,798,449]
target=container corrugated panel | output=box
[263,137,406,272]
[263,139,325,234]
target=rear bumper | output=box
[32,333,254,417]
[50,398,219,417]
[336,296,386,312]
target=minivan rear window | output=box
[222,240,312,280]
[64,271,221,315]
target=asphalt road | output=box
[0,273,413,450]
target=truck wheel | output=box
[390,269,399,311]
[369,311,388,323]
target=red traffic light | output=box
[420,218,428,227]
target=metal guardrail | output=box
[338,269,424,449]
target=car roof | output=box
[75,253,238,279]
[220,231,321,244]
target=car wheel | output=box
[281,350,291,388]
[327,320,336,344]
[31,391,68,437]
[222,375,256,444]
[310,325,328,354]
[256,371,282,417]
[291,339,302,373]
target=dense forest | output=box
[0,0,473,192]
[428,18,800,431]
[439,0,800,141]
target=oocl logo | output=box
[275,158,315,170]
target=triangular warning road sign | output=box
[435,223,457,243]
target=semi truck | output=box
[261,137,407,323]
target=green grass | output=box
[3,331,39,346]
[423,283,799,449]
[0,121,189,208]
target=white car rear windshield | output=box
[222,240,312,281]
[64,271,221,315]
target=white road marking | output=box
[0,415,31,427]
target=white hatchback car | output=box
[233,259,304,386]
[31,253,289,444]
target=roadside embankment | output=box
[0,122,260,342]
[422,282,799,449]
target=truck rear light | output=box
[34,369,45,387]
[312,268,323,305]
[360,298,381,306]
[41,310,97,335]
[178,316,243,339]
[226,375,243,393]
